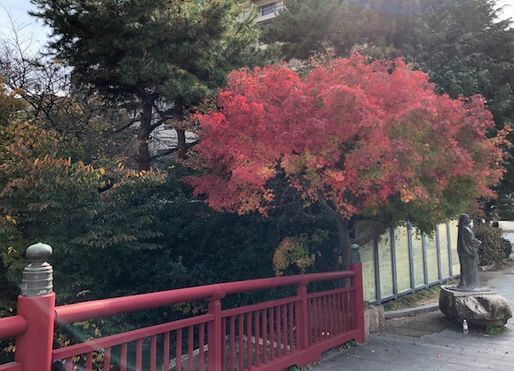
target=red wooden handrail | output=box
[55,271,354,324]
[52,314,213,360]
[0,315,26,339]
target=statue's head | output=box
[459,213,471,227]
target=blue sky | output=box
[1,0,513,52]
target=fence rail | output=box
[361,222,460,303]
[0,243,365,371]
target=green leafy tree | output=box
[31,0,267,169]
[264,0,514,216]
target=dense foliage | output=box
[31,0,269,169]
[474,223,511,266]
[189,54,507,268]
[264,0,514,216]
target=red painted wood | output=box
[351,262,366,343]
[176,328,183,371]
[238,315,244,371]
[150,335,157,371]
[220,319,226,371]
[85,352,93,371]
[15,293,55,371]
[228,317,235,371]
[120,344,127,371]
[296,284,308,351]
[163,332,170,371]
[4,268,363,371]
[0,363,22,371]
[187,326,194,371]
[55,272,353,324]
[199,324,205,371]
[246,312,252,370]
[207,297,222,371]
[280,305,289,353]
[53,315,212,360]
[269,307,274,360]
[262,309,267,364]
[288,304,294,351]
[0,316,26,339]
[103,347,111,370]
[254,310,260,366]
[136,339,143,371]
[65,359,72,371]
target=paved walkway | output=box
[315,268,514,371]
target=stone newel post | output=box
[15,243,56,371]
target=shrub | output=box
[473,224,506,266]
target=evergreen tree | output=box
[31,0,267,169]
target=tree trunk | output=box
[335,214,352,271]
[176,128,187,160]
[137,99,153,171]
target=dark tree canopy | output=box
[31,0,268,169]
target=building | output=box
[252,0,284,23]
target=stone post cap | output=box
[21,242,53,296]
[26,242,52,262]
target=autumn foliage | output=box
[189,54,507,226]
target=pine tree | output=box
[31,0,267,169]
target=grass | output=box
[485,324,507,335]
[383,286,441,311]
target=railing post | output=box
[207,286,223,371]
[296,281,309,350]
[15,243,55,371]
[350,244,365,343]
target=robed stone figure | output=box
[457,214,481,291]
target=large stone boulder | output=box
[439,285,512,326]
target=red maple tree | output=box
[188,54,507,268]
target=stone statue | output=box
[439,214,511,326]
[456,213,481,291]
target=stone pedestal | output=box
[439,285,512,326]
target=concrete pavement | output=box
[314,268,514,371]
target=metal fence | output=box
[360,221,460,304]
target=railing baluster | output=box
[335,293,341,335]
[85,352,93,371]
[136,339,143,371]
[65,359,73,371]
[269,308,275,360]
[103,347,111,370]
[282,305,288,353]
[120,344,127,371]
[220,320,226,371]
[188,326,194,371]
[176,328,183,371]
[329,295,334,337]
[229,317,235,371]
[199,324,205,371]
[254,311,259,366]
[163,332,170,371]
[288,303,294,350]
[150,335,157,371]
[238,315,244,371]
[262,309,268,364]
[246,312,252,370]
[276,306,282,357]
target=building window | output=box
[260,2,282,16]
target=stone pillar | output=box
[15,243,56,371]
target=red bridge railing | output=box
[0,243,365,371]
